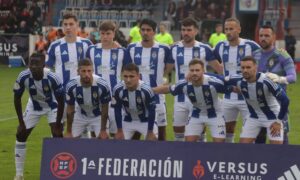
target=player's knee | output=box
[16,131,27,142]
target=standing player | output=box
[126,18,173,141]
[171,17,223,141]
[65,59,111,138]
[213,17,261,143]
[86,20,126,137]
[46,14,92,137]
[254,25,296,144]
[227,56,289,144]
[154,59,227,142]
[112,63,157,141]
[46,13,92,87]
[13,53,64,180]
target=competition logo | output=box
[112,52,117,60]
[50,152,77,179]
[193,51,199,58]
[193,160,205,179]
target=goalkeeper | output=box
[253,25,297,144]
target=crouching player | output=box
[112,63,157,140]
[154,59,228,142]
[13,53,64,180]
[227,56,289,144]
[65,59,111,139]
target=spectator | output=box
[175,0,188,29]
[56,28,65,39]
[46,25,57,43]
[164,0,176,30]
[208,23,227,47]
[285,28,297,61]
[77,26,89,38]
[35,34,47,53]
[17,20,31,34]
[155,22,174,45]
[193,2,206,22]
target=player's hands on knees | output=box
[98,130,109,140]
[115,129,125,140]
[146,131,157,141]
[270,120,282,137]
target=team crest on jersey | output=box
[268,58,274,67]
[136,97,142,104]
[44,85,49,92]
[77,47,83,56]
[151,51,157,59]
[14,82,20,90]
[92,92,98,99]
[112,53,117,60]
[257,89,263,96]
[239,48,244,56]
[204,91,210,97]
[193,51,199,58]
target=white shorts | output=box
[240,118,284,141]
[156,103,167,127]
[123,121,158,140]
[23,103,57,129]
[72,112,102,137]
[185,115,226,138]
[222,99,248,123]
[173,100,193,127]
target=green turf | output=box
[0,65,299,179]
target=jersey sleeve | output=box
[48,72,64,97]
[204,45,216,62]
[213,42,222,62]
[112,84,123,128]
[144,87,156,131]
[13,71,27,96]
[163,45,173,64]
[169,80,187,96]
[264,78,289,120]
[98,79,111,104]
[46,42,58,68]
[65,80,76,105]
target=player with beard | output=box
[213,17,261,143]
[170,17,223,141]
[226,56,289,144]
[65,59,111,139]
[253,25,296,144]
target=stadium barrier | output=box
[41,138,300,180]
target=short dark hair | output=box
[181,17,198,29]
[78,58,93,67]
[30,52,45,63]
[188,58,205,68]
[260,24,275,33]
[100,20,116,32]
[122,63,139,74]
[225,17,240,27]
[140,18,157,31]
[241,56,256,64]
[62,13,77,22]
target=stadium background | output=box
[0,0,300,179]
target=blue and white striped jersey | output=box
[13,68,64,111]
[170,41,215,102]
[46,37,92,86]
[65,75,111,118]
[86,43,126,91]
[214,38,260,100]
[112,80,156,130]
[170,74,227,119]
[228,73,289,121]
[126,42,172,104]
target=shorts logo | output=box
[50,152,77,179]
[193,160,205,179]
